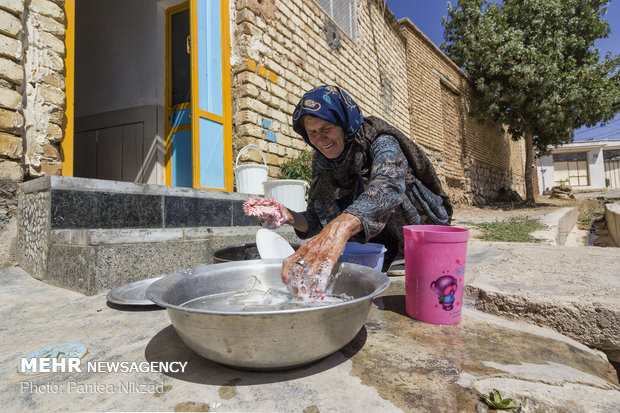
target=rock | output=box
[549,185,575,199]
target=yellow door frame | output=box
[62,0,75,176]
[61,0,233,190]
[165,1,191,186]
[189,0,233,191]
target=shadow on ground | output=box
[144,324,367,385]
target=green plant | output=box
[278,150,313,183]
[467,216,546,243]
[483,389,519,410]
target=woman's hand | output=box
[281,213,363,297]
[243,198,292,229]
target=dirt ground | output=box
[452,195,617,247]
[452,195,580,221]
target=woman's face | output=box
[302,115,346,159]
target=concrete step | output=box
[465,242,620,363]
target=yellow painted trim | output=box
[196,109,224,124]
[189,0,233,191]
[171,101,191,111]
[61,0,75,176]
[165,2,190,186]
[220,0,234,192]
[171,124,191,134]
[268,71,278,83]
[189,0,200,189]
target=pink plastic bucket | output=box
[403,225,469,325]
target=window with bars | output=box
[313,0,357,39]
[604,150,620,161]
[553,152,587,162]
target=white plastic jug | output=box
[263,179,309,212]
[234,144,269,195]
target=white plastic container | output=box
[263,179,309,212]
[234,145,268,195]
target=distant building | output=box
[536,139,620,193]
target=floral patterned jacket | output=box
[295,116,453,262]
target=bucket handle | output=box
[235,144,267,169]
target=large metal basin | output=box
[146,259,390,370]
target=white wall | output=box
[536,155,554,194]
[587,147,606,188]
[537,142,614,193]
[75,0,161,117]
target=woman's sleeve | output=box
[293,156,336,240]
[343,134,408,241]
[294,199,324,240]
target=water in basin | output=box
[179,275,352,312]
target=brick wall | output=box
[0,0,25,182]
[3,0,528,208]
[22,0,66,177]
[231,1,527,204]
[0,0,26,233]
[1,0,65,184]
[400,19,526,204]
[230,0,410,177]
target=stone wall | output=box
[0,0,26,267]
[400,19,526,205]
[0,0,66,266]
[22,0,66,177]
[1,0,66,181]
[230,0,410,177]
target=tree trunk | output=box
[524,133,535,204]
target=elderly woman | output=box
[247,85,452,296]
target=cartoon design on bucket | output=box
[430,275,458,311]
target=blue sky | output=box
[385,0,620,141]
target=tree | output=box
[442,0,620,203]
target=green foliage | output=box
[442,0,620,155]
[483,389,520,410]
[468,216,546,242]
[277,150,313,183]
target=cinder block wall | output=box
[400,19,526,205]
[230,0,410,177]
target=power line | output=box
[573,118,620,134]
[575,128,620,140]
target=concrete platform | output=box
[1,267,618,412]
[16,176,303,295]
[466,242,620,363]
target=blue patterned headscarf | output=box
[292,85,363,150]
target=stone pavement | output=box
[1,259,619,412]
